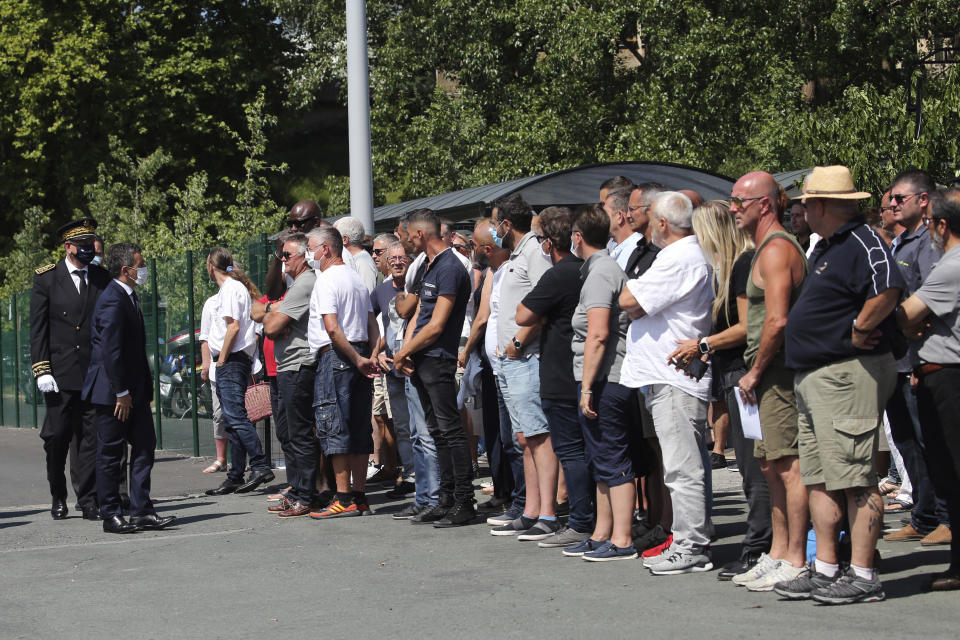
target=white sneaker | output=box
[731,553,778,585]
[365,463,381,480]
[642,542,675,568]
[745,560,806,592]
[648,549,714,575]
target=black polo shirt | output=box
[785,218,905,371]
[520,255,584,399]
[412,248,470,360]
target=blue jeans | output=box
[495,376,525,510]
[542,396,594,532]
[216,353,268,482]
[385,373,415,481]
[314,346,374,455]
[405,376,440,506]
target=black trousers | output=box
[277,364,319,506]
[725,381,773,557]
[95,400,157,518]
[916,368,960,569]
[412,354,473,505]
[479,359,511,499]
[41,388,97,507]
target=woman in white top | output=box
[204,248,274,496]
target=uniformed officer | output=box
[30,218,111,520]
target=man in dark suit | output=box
[30,218,112,520]
[83,242,175,534]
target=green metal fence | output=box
[0,235,279,462]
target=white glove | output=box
[37,374,59,394]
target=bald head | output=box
[678,189,704,208]
[730,171,782,238]
[474,218,497,247]
[288,200,322,232]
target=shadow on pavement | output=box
[167,512,249,526]
[0,521,29,529]
[0,508,46,519]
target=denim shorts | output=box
[497,355,549,438]
[579,379,635,488]
[313,345,374,456]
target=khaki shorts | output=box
[795,353,897,491]
[372,373,391,418]
[753,364,799,461]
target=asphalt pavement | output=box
[0,426,955,640]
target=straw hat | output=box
[799,165,871,201]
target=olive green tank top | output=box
[744,230,808,368]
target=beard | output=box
[931,228,945,253]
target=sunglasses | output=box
[890,193,924,205]
[387,256,407,264]
[276,251,294,261]
[372,248,387,256]
[729,196,765,208]
[286,217,316,228]
[452,243,468,251]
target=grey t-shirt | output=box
[571,251,629,383]
[497,231,553,355]
[273,269,317,372]
[916,245,960,365]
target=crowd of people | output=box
[30,165,960,603]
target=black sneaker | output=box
[434,501,477,528]
[633,524,669,553]
[392,502,423,520]
[386,480,416,499]
[517,519,562,541]
[710,452,727,469]
[555,501,570,519]
[410,503,447,525]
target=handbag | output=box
[244,375,272,422]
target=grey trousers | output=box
[643,384,711,553]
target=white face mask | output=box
[280,261,286,274]
[307,248,322,270]
[131,266,149,288]
[539,239,552,263]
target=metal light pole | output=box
[346,0,375,235]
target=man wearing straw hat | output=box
[777,165,904,604]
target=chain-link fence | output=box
[0,235,284,464]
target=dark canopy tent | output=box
[372,161,737,230]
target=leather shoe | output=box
[51,498,68,520]
[278,501,312,518]
[206,479,243,496]
[235,469,275,494]
[717,552,762,581]
[81,505,102,521]
[103,515,138,534]
[129,514,176,530]
[477,497,508,512]
[883,523,926,542]
[921,524,952,546]
[929,570,960,591]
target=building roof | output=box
[372,161,738,227]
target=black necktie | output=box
[131,291,142,316]
[73,270,87,297]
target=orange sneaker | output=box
[309,499,360,519]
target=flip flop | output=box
[202,460,226,473]
[884,498,913,513]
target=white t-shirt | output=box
[217,277,258,358]
[619,235,714,400]
[348,249,380,293]
[484,263,509,374]
[310,264,373,351]
[199,296,221,348]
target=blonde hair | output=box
[693,200,754,325]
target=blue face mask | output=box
[90,255,103,266]
[74,244,96,265]
[570,240,577,255]
[492,220,505,249]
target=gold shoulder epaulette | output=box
[34,263,55,275]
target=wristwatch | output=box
[698,337,711,355]
[265,302,272,314]
[511,337,524,353]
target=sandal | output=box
[202,460,226,474]
[884,498,913,513]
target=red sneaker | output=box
[641,533,674,558]
[309,499,360,519]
